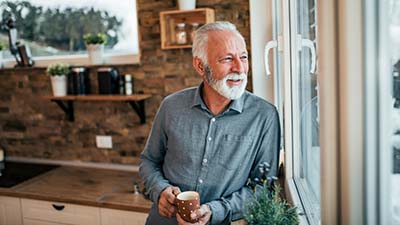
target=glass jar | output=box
[175,23,187,45]
[190,23,199,43]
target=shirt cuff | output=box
[206,200,231,225]
[150,182,171,205]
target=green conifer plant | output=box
[244,184,299,225]
[244,162,300,225]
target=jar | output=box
[190,23,199,43]
[125,74,133,95]
[175,23,187,45]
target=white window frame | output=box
[365,0,393,224]
[1,0,141,68]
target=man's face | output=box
[204,30,249,100]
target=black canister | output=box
[69,67,90,95]
[97,67,120,94]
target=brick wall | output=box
[0,0,251,165]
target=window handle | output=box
[297,34,316,74]
[264,40,278,76]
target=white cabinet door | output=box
[0,196,22,225]
[23,218,65,225]
[100,208,148,225]
[21,198,100,225]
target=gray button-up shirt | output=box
[140,83,280,225]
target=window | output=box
[259,0,321,224]
[290,0,320,224]
[0,0,139,67]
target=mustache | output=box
[224,73,247,80]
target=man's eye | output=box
[241,55,248,60]
[222,57,233,62]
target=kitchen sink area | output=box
[0,161,59,188]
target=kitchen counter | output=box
[0,165,152,213]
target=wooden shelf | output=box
[43,94,152,123]
[160,8,215,49]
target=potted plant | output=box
[0,41,5,68]
[243,162,300,225]
[46,63,70,96]
[83,33,107,65]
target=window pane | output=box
[390,0,400,224]
[0,0,138,59]
[293,0,320,223]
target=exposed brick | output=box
[0,0,251,165]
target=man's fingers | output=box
[191,204,211,221]
[159,199,176,216]
[193,205,206,217]
[176,213,190,225]
[166,191,177,204]
[172,186,181,196]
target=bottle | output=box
[125,74,133,95]
[119,75,125,95]
[175,23,187,45]
[190,23,199,43]
[0,148,4,176]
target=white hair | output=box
[192,21,245,65]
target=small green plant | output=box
[244,184,299,225]
[0,41,6,51]
[83,33,107,45]
[46,63,70,76]
[243,162,299,225]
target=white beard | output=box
[205,66,247,100]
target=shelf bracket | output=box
[128,100,146,124]
[52,100,74,122]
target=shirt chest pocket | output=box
[217,134,254,170]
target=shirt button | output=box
[202,158,208,164]
[211,118,216,122]
[198,179,203,184]
[208,137,212,141]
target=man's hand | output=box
[158,186,181,218]
[176,204,212,225]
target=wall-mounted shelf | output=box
[160,8,215,49]
[43,94,152,123]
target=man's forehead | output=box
[207,30,247,54]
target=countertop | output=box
[0,165,152,213]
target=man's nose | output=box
[231,57,246,74]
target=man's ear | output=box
[193,57,205,76]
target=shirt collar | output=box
[191,82,245,114]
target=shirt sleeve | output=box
[207,108,281,225]
[139,100,171,204]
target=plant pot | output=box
[86,44,104,65]
[178,0,196,10]
[50,75,67,96]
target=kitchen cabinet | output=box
[160,8,215,49]
[0,196,22,225]
[100,208,147,225]
[21,198,100,225]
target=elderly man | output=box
[140,21,280,225]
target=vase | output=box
[178,0,196,10]
[50,75,67,96]
[86,44,104,65]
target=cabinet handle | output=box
[52,204,65,211]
